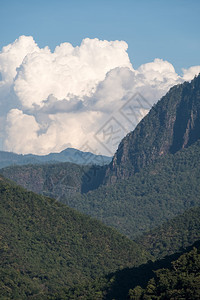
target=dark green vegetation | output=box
[136,206,200,259]
[0,176,149,299]
[63,139,200,239]
[129,243,200,299]
[64,241,200,300]
[0,147,111,169]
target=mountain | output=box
[136,206,200,259]
[5,137,200,240]
[65,139,200,239]
[0,147,111,169]
[2,76,200,299]
[105,74,200,184]
[0,175,149,299]
[2,75,200,240]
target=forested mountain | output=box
[5,137,200,241]
[67,240,200,299]
[64,139,200,239]
[136,206,200,259]
[2,170,200,299]
[3,167,200,299]
[105,74,200,184]
[0,175,149,299]
[0,147,111,169]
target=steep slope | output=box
[0,147,111,169]
[136,206,200,259]
[105,74,200,184]
[0,176,149,299]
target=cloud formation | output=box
[0,36,200,156]
[13,37,132,108]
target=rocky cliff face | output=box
[105,74,200,184]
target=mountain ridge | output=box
[105,74,200,184]
[0,147,111,169]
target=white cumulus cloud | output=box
[13,37,132,108]
[0,35,38,84]
[0,36,200,156]
[182,66,200,81]
[5,109,40,153]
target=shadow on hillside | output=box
[105,240,200,300]
[81,164,107,193]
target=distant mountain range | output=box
[0,147,112,168]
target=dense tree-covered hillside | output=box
[73,241,200,300]
[129,243,200,299]
[0,176,149,299]
[136,206,200,259]
[2,139,200,241]
[62,139,200,239]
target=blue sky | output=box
[0,0,199,74]
[0,0,200,154]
